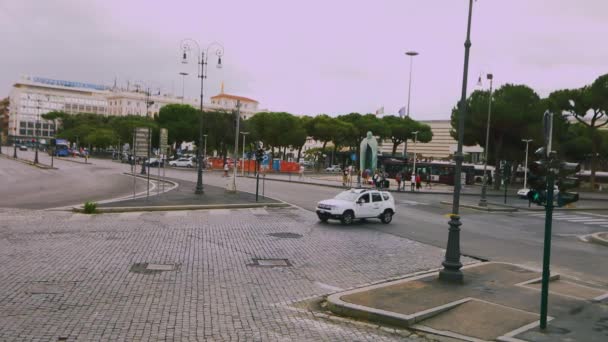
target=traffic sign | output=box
[160,128,168,153]
[134,127,150,158]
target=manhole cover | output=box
[251,258,291,267]
[267,232,303,239]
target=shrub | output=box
[83,201,97,214]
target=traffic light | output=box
[527,160,548,205]
[556,161,580,207]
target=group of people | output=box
[395,172,431,192]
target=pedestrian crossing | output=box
[524,212,608,227]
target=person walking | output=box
[372,171,379,189]
[425,174,432,189]
[416,173,422,191]
[342,168,349,187]
[395,172,402,191]
[223,162,229,177]
[410,173,416,192]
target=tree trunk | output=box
[297,145,303,162]
[392,141,399,156]
[590,128,598,190]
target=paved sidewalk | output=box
[328,262,608,341]
[0,206,469,341]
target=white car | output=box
[325,165,342,172]
[518,186,559,199]
[316,189,396,225]
[169,158,193,168]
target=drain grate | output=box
[251,258,292,267]
[267,232,303,239]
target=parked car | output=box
[19,145,28,151]
[316,189,395,225]
[518,186,559,199]
[325,165,342,173]
[169,158,194,168]
[145,158,164,167]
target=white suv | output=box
[316,189,396,225]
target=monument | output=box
[359,131,378,174]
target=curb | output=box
[440,201,518,212]
[73,202,290,213]
[0,154,56,169]
[589,232,608,247]
[56,157,92,165]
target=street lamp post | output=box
[180,39,224,195]
[522,139,533,189]
[203,134,208,167]
[411,131,419,176]
[241,131,249,177]
[228,101,241,192]
[179,72,188,103]
[402,51,419,160]
[439,0,474,284]
[478,73,494,207]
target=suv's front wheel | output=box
[380,209,393,224]
[340,210,354,225]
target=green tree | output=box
[382,115,433,156]
[549,73,608,188]
[156,104,198,147]
[86,128,118,148]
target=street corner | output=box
[326,262,608,341]
[588,232,608,247]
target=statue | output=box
[359,131,378,175]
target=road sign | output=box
[160,128,168,152]
[134,127,150,158]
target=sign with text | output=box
[160,128,168,153]
[134,127,150,158]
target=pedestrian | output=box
[372,171,379,188]
[299,165,304,180]
[342,168,348,187]
[411,173,416,192]
[395,172,402,191]
[416,173,422,191]
[425,174,432,189]
[223,163,229,177]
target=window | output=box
[127,101,131,106]
[372,193,383,202]
[20,129,26,135]
[358,194,370,203]
[42,124,49,129]
[20,122,26,128]
[27,122,34,128]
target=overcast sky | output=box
[1,0,606,120]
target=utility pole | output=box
[227,100,240,192]
[522,139,533,189]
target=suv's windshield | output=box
[334,191,359,201]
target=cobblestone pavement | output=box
[0,207,474,341]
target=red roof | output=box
[210,93,258,103]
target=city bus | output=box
[50,139,70,157]
[379,158,476,186]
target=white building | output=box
[7,76,264,140]
[8,76,109,139]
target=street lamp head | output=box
[181,50,188,64]
[487,73,493,80]
[216,56,222,69]
[179,72,188,76]
[406,51,419,56]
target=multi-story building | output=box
[6,76,264,141]
[379,119,483,161]
[0,97,8,144]
[8,76,109,140]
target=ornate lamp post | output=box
[179,72,188,103]
[522,139,533,190]
[180,39,224,194]
[478,73,494,207]
[439,0,475,283]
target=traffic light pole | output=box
[255,159,260,202]
[540,166,555,330]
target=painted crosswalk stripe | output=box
[554,216,594,221]
[566,218,607,222]
[583,221,608,225]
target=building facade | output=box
[379,119,483,161]
[6,76,263,141]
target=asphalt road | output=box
[0,152,147,209]
[4,156,608,285]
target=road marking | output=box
[400,200,430,206]
[583,221,608,225]
[566,218,608,223]
[553,216,590,220]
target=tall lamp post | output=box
[439,0,474,283]
[402,51,419,160]
[179,72,188,103]
[180,39,224,195]
[241,131,249,177]
[411,131,419,174]
[228,100,241,193]
[478,73,494,207]
[522,139,533,189]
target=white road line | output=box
[566,218,608,223]
[579,212,608,218]
[554,216,590,220]
[583,221,608,225]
